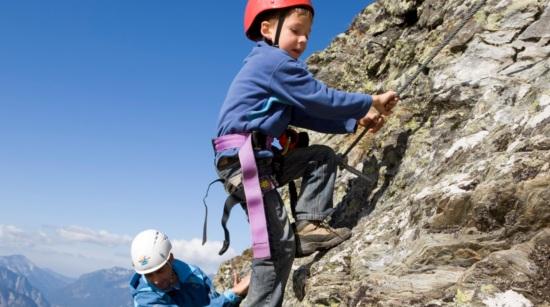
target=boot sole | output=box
[296,232,352,257]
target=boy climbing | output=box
[212,1,399,305]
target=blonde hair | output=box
[276,7,313,20]
[251,6,313,41]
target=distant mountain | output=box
[49,267,133,307]
[0,255,133,307]
[0,267,50,307]
[0,255,73,300]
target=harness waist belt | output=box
[213,133,272,260]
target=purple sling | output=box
[213,133,271,259]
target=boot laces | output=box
[316,220,345,239]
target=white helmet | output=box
[131,229,172,275]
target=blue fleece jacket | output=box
[216,41,373,138]
[129,259,240,307]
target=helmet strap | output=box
[273,10,288,48]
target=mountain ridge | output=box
[0,254,74,301]
[0,255,133,307]
[0,266,50,307]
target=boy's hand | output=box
[372,91,399,116]
[358,109,385,133]
[231,271,251,297]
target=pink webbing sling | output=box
[213,133,272,259]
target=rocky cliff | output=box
[216,0,550,305]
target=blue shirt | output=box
[130,260,240,307]
[216,41,373,138]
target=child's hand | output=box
[231,271,251,297]
[372,91,399,116]
[358,109,385,133]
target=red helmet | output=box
[244,0,314,41]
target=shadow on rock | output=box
[291,250,328,301]
[331,129,411,229]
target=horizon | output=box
[0,253,128,279]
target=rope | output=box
[339,0,486,162]
[396,0,487,94]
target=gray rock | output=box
[518,3,550,40]
[216,0,550,305]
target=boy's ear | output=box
[260,20,274,41]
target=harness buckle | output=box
[251,131,269,150]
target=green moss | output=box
[361,80,377,93]
[486,13,503,31]
[405,119,420,131]
[454,288,474,304]
[480,284,498,295]
[531,99,540,111]
[474,10,487,25]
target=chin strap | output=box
[273,10,288,48]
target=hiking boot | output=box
[294,220,351,258]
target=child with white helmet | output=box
[212,0,399,305]
[129,229,250,306]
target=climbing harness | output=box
[203,128,308,259]
[209,133,274,259]
[337,0,487,181]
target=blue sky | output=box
[0,1,373,277]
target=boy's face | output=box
[263,11,312,59]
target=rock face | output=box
[216,0,550,305]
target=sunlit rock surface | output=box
[216,0,550,305]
